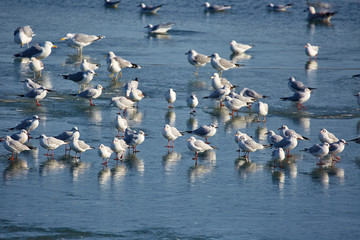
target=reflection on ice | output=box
[187,115,198,131]
[165,110,176,126]
[162,151,182,172]
[70,160,90,182]
[230,53,252,62]
[3,158,29,181]
[98,168,111,185]
[124,153,145,173]
[188,164,214,183]
[224,113,256,132]
[39,159,66,177]
[111,164,126,182]
[235,158,263,179]
[310,164,345,188]
[271,170,285,190]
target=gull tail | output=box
[235,63,244,68]
[60,74,70,79]
[131,63,141,69]
[352,74,360,78]
[300,136,310,140]
[96,36,106,41]
[18,94,25,97]
[185,131,193,134]
[280,97,289,101]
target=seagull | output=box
[253,101,268,123]
[61,70,97,93]
[80,59,99,72]
[37,134,67,157]
[202,2,231,12]
[61,33,105,55]
[54,126,80,152]
[165,88,176,109]
[70,137,95,159]
[10,129,29,144]
[187,94,199,113]
[29,57,44,78]
[105,51,141,78]
[104,0,121,8]
[302,142,330,166]
[265,130,283,145]
[187,136,214,161]
[305,43,319,61]
[145,22,174,34]
[240,88,269,101]
[281,88,312,109]
[138,3,163,14]
[1,136,31,160]
[273,134,298,157]
[223,96,249,116]
[162,124,184,148]
[267,3,293,11]
[185,50,211,75]
[211,73,236,90]
[18,86,48,106]
[186,124,217,144]
[329,139,347,162]
[71,84,104,106]
[210,53,243,77]
[107,58,122,80]
[110,96,135,115]
[354,93,360,107]
[237,135,266,160]
[318,128,339,143]
[14,25,35,48]
[288,77,316,92]
[271,148,285,168]
[123,128,147,153]
[229,91,255,106]
[203,85,231,107]
[14,41,57,59]
[230,40,254,54]
[98,144,113,166]
[234,131,252,153]
[129,89,145,106]
[124,78,139,98]
[21,78,41,92]
[305,6,336,22]
[9,115,40,138]
[110,138,128,161]
[278,125,309,140]
[115,115,128,138]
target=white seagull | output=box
[304,43,319,61]
[271,148,285,168]
[115,115,128,138]
[37,134,67,157]
[288,77,316,92]
[281,88,312,109]
[110,96,135,115]
[223,96,249,116]
[98,144,113,166]
[138,3,163,14]
[145,22,174,34]
[265,130,283,146]
[106,51,141,77]
[253,101,268,123]
[202,2,231,11]
[70,137,95,159]
[329,139,347,162]
[9,115,40,138]
[29,57,44,78]
[18,86,48,106]
[211,53,243,77]
[107,58,122,80]
[187,94,199,113]
[61,69,97,93]
[111,138,128,161]
[318,128,339,143]
[267,3,293,11]
[237,135,266,160]
[302,142,330,166]
[71,84,104,106]
[186,124,217,144]
[1,136,31,160]
[14,41,57,59]
[305,6,336,23]
[278,125,309,140]
[80,59,99,72]
[230,40,254,54]
[22,78,41,92]
[123,128,146,153]
[187,136,214,161]
[14,25,35,48]
[162,124,184,148]
[185,50,211,75]
[10,129,29,144]
[211,73,236,90]
[203,85,231,107]
[273,134,298,157]
[165,88,176,109]
[61,33,105,55]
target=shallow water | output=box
[1,0,360,239]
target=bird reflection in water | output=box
[165,110,176,126]
[3,158,29,181]
[39,158,66,177]
[271,170,285,190]
[123,153,145,173]
[187,115,198,131]
[162,151,182,173]
[111,164,126,182]
[235,157,263,179]
[188,163,214,183]
[70,160,90,182]
[224,113,256,132]
[230,53,252,62]
[98,168,111,186]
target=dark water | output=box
[1,0,360,239]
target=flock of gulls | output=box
[2,1,357,171]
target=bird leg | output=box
[8,152,15,161]
[89,99,95,106]
[193,152,198,160]
[205,138,210,144]
[194,66,199,75]
[229,109,235,116]
[36,100,41,106]
[165,140,171,148]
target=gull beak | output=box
[186,139,190,142]
[94,73,98,76]
[52,45,57,48]
[60,38,66,41]
[35,136,40,139]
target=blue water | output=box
[1,0,360,239]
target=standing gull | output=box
[10,129,29,144]
[185,50,211,75]
[1,136,31,160]
[187,136,214,161]
[271,148,285,168]
[318,128,339,143]
[124,78,139,98]
[211,73,236,90]
[129,89,145,107]
[98,144,113,166]
[111,138,128,161]
[187,94,199,113]
[145,22,174,34]
[80,59,99,72]
[14,41,57,59]
[237,135,266,160]
[211,53,243,77]
[61,69,97,93]
[18,86,48,106]
[203,85,231,107]
[138,3,163,14]
[22,78,41,92]
[230,40,254,54]
[278,125,309,140]
[29,57,44,78]
[54,126,79,152]
[281,88,312,109]
[14,26,35,48]
[265,130,283,146]
[115,115,128,138]
[107,58,122,80]
[37,134,67,157]
[329,139,347,162]
[302,142,330,166]
[253,101,268,123]
[223,96,248,116]
[305,43,319,61]
[61,33,105,55]
[186,124,217,144]
[273,134,298,157]
[110,96,135,115]
[202,2,231,11]
[162,124,184,148]
[165,88,176,109]
[106,51,141,78]
[71,84,104,106]
[70,137,95,159]
[9,115,40,138]
[123,128,147,153]
[288,77,316,92]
